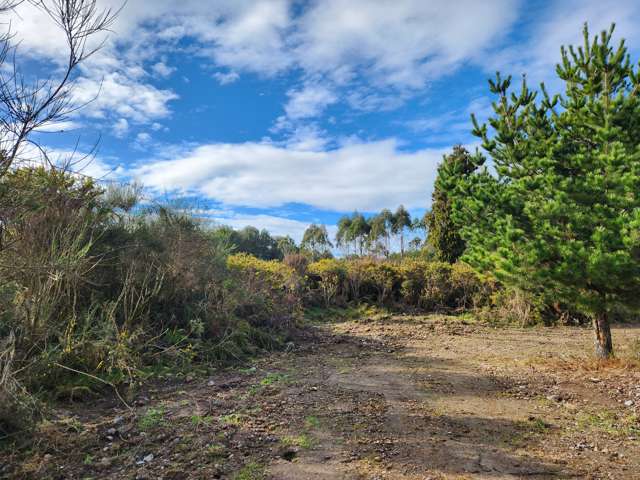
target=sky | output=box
[10,0,640,242]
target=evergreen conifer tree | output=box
[454,25,640,358]
[425,145,477,262]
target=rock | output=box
[136,453,154,465]
[112,416,125,425]
[547,394,562,402]
[207,380,215,387]
[107,427,117,435]
[99,457,112,468]
[43,454,53,463]
[185,375,194,383]
[624,400,634,407]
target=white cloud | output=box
[3,0,522,129]
[213,71,240,85]
[284,83,337,120]
[486,0,640,88]
[72,72,178,123]
[293,0,520,89]
[112,118,130,138]
[151,61,175,78]
[133,138,446,212]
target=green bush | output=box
[307,259,346,306]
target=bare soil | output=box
[3,314,640,479]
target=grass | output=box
[220,413,245,426]
[304,415,320,429]
[190,414,214,427]
[138,407,165,431]
[233,462,265,480]
[575,409,640,437]
[206,443,226,458]
[282,434,313,449]
[246,372,289,396]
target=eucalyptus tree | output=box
[367,212,390,257]
[391,205,412,257]
[301,224,333,259]
[335,215,353,255]
[349,212,370,256]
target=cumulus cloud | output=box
[151,61,176,78]
[71,72,178,123]
[283,83,337,120]
[133,138,445,212]
[112,118,130,138]
[3,0,523,130]
[213,71,240,85]
[485,0,640,88]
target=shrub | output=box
[307,259,346,307]
[283,253,309,277]
[227,253,301,329]
[359,259,398,304]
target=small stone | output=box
[207,380,215,387]
[112,416,124,425]
[185,375,194,383]
[99,457,112,468]
[43,454,53,462]
[143,454,154,463]
[107,427,117,435]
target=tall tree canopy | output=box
[453,24,640,358]
[301,224,333,259]
[391,205,412,257]
[425,145,477,263]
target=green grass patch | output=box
[575,410,640,437]
[206,443,226,458]
[220,413,245,426]
[138,407,165,431]
[233,462,265,480]
[304,416,320,429]
[282,434,313,449]
[190,414,214,427]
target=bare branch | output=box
[0,0,121,175]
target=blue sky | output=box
[15,0,640,242]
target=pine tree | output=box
[454,24,640,358]
[425,145,478,262]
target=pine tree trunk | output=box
[593,311,613,359]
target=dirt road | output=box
[4,314,640,479]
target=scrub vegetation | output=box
[0,2,639,479]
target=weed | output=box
[282,434,313,449]
[190,414,214,427]
[233,462,265,480]
[576,410,640,437]
[138,407,165,431]
[304,416,320,429]
[260,372,288,386]
[220,413,245,426]
[526,417,550,434]
[206,443,226,457]
[83,454,94,465]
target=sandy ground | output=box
[3,314,640,479]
